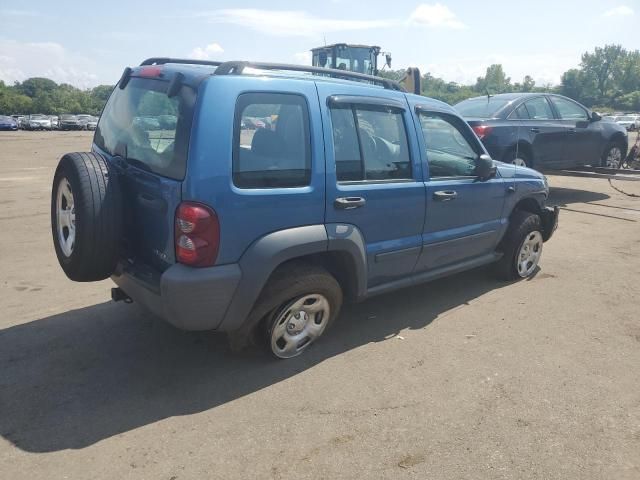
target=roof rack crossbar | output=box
[212,61,404,91]
[140,57,224,67]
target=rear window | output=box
[94,77,196,180]
[454,97,512,118]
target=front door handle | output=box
[334,196,366,210]
[568,128,576,134]
[530,127,540,133]
[433,190,458,202]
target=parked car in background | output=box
[24,114,52,131]
[77,114,93,130]
[455,93,628,170]
[86,116,98,131]
[0,115,18,131]
[49,116,59,130]
[59,114,83,130]
[615,114,640,131]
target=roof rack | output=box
[213,61,403,91]
[139,58,404,91]
[140,57,223,67]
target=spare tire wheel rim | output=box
[56,177,76,257]
[270,294,331,359]
[517,231,542,277]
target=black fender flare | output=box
[219,224,368,332]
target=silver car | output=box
[25,114,52,131]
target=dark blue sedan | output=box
[0,115,18,131]
[455,93,628,170]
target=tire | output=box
[601,141,625,169]
[51,152,123,282]
[244,263,343,359]
[495,210,544,281]
[504,148,531,168]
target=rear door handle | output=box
[530,128,540,133]
[568,128,576,134]
[334,196,366,210]
[433,190,458,202]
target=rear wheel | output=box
[251,263,343,359]
[504,148,531,168]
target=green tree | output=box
[475,64,511,94]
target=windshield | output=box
[94,76,196,180]
[61,114,76,119]
[31,114,46,119]
[619,116,635,121]
[454,97,512,118]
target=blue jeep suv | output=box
[51,58,558,358]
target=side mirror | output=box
[385,53,392,69]
[476,154,497,180]
[400,67,421,95]
[590,111,601,122]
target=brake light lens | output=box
[138,66,163,78]
[175,202,219,267]
[472,125,493,140]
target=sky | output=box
[0,0,638,89]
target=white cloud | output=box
[293,51,312,64]
[409,3,466,29]
[197,9,395,37]
[420,52,579,86]
[0,40,98,88]
[603,5,634,17]
[189,42,224,60]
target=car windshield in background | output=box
[30,114,47,119]
[61,114,76,119]
[454,98,512,118]
[94,77,195,180]
[619,116,634,121]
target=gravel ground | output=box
[1,131,639,480]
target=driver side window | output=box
[419,112,480,178]
[330,105,412,182]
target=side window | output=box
[233,93,310,189]
[509,104,530,120]
[549,96,588,121]
[524,97,554,120]
[330,105,412,182]
[418,112,479,178]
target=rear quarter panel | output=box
[183,76,326,265]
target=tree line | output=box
[1,44,638,116]
[381,44,640,112]
[0,78,113,116]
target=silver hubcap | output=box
[512,158,527,167]
[270,294,331,359]
[56,178,76,257]
[517,231,542,278]
[606,147,622,168]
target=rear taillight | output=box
[175,202,219,267]
[472,125,493,140]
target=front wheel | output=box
[602,142,625,169]
[495,211,544,280]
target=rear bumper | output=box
[112,262,241,331]
[541,206,559,241]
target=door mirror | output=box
[590,111,601,122]
[476,154,497,180]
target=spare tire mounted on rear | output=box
[51,152,123,282]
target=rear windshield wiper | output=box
[113,141,152,173]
